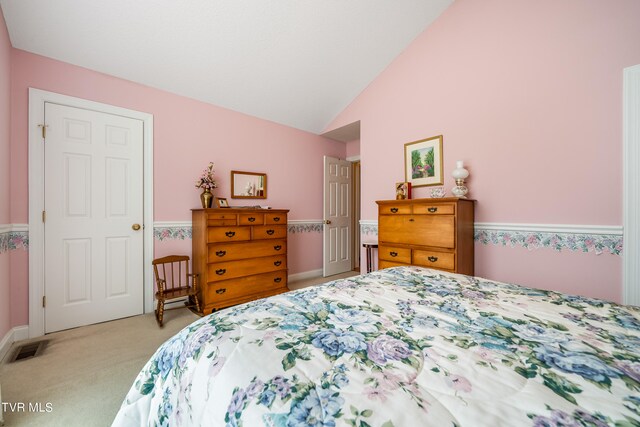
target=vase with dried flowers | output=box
[195,162,218,208]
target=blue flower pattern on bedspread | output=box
[113,267,640,426]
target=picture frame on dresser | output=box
[404,135,444,187]
[216,197,229,208]
[395,182,411,200]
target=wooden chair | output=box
[152,255,200,326]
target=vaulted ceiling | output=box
[0,0,453,134]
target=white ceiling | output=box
[0,0,453,134]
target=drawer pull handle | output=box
[225,231,236,237]
[390,251,398,257]
[428,207,438,213]
[215,250,226,257]
[427,256,438,262]
[274,277,282,283]
[409,218,415,222]
[274,261,282,266]
[216,269,227,275]
[273,217,281,222]
[266,229,275,235]
[216,288,226,294]
[390,207,399,213]
[248,217,256,222]
[274,245,282,251]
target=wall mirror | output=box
[231,171,267,199]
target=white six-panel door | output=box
[44,102,144,332]
[323,156,352,276]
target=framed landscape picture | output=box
[404,135,443,187]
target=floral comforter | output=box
[113,267,640,426]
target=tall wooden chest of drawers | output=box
[192,208,289,314]
[376,198,474,275]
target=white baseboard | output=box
[0,325,29,363]
[289,269,323,283]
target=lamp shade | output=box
[452,160,469,180]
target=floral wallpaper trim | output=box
[154,226,192,241]
[0,228,29,253]
[359,221,623,256]
[153,220,324,241]
[359,220,378,236]
[475,229,622,255]
[287,220,323,234]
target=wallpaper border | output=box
[360,220,623,256]
[2,221,623,256]
[0,224,29,254]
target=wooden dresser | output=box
[376,198,474,275]
[192,208,289,314]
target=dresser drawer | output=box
[379,260,408,269]
[239,213,265,225]
[207,240,286,263]
[207,255,287,282]
[413,250,454,270]
[412,203,455,215]
[204,271,288,305]
[207,226,251,243]
[379,215,455,248]
[207,213,237,226]
[379,245,411,264]
[379,204,411,215]
[252,225,287,240]
[265,213,287,225]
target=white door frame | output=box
[623,65,640,306]
[28,88,154,338]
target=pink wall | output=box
[346,139,360,159]
[9,49,345,326]
[327,0,640,302]
[0,10,12,339]
[10,50,345,222]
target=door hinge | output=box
[42,210,46,223]
[42,295,46,308]
[38,124,48,139]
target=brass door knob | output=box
[323,220,332,225]
[132,224,141,231]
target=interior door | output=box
[44,102,144,333]
[323,156,352,276]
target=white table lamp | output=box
[451,160,469,198]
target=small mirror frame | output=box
[230,170,267,199]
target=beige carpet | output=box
[0,271,358,426]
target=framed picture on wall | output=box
[404,135,444,187]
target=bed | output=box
[113,266,640,426]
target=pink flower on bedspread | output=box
[424,347,442,360]
[363,386,388,402]
[475,348,500,364]
[374,371,403,391]
[445,374,472,393]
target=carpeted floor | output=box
[0,271,358,426]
